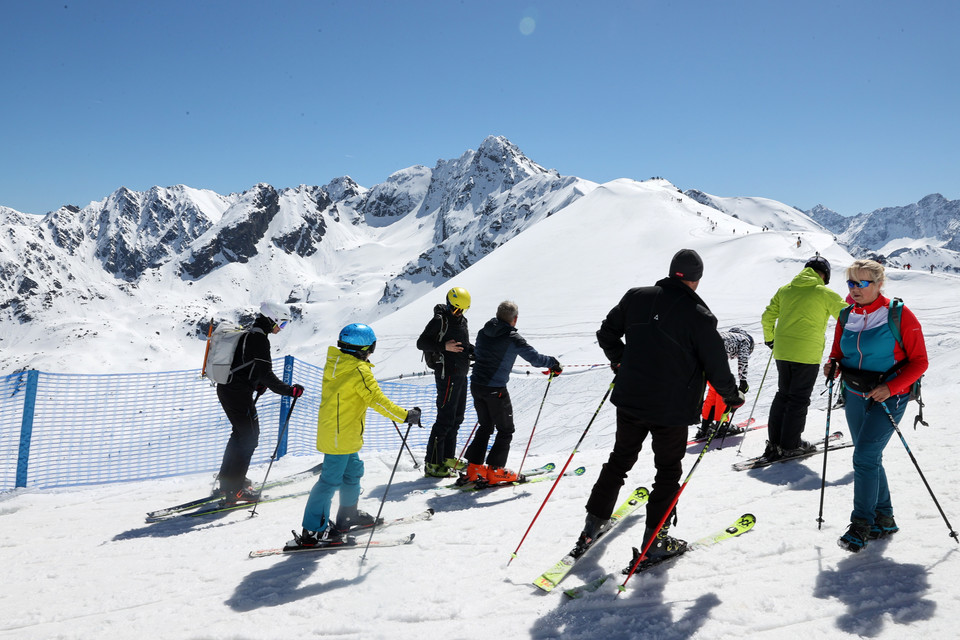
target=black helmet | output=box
[804,255,831,285]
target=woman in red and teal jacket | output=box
[824,259,928,553]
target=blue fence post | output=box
[277,355,295,458]
[16,370,40,488]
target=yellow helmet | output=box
[446,287,471,312]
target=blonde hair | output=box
[846,259,885,288]
[497,300,519,322]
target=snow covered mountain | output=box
[2,134,956,376]
[806,194,960,272]
[0,136,596,373]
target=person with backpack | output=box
[288,324,421,547]
[416,287,474,478]
[578,249,745,565]
[825,259,928,552]
[760,255,847,460]
[695,327,755,440]
[459,300,562,486]
[216,302,305,505]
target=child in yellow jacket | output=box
[289,324,420,547]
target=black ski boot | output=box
[573,513,607,556]
[336,504,379,532]
[623,523,688,572]
[838,518,870,552]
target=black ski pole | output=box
[516,371,556,477]
[393,422,421,469]
[250,395,298,518]
[619,407,739,595]
[508,379,614,565]
[361,415,418,562]
[879,400,959,544]
[736,349,774,455]
[817,362,837,530]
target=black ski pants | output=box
[217,385,260,493]
[767,360,820,449]
[426,372,468,465]
[585,407,687,530]
[465,383,515,470]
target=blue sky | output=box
[2,0,957,217]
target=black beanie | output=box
[669,249,704,281]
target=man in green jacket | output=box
[761,256,846,459]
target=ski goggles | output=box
[277,320,289,330]
[846,279,874,289]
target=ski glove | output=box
[256,384,268,396]
[405,407,422,426]
[738,379,749,394]
[723,390,746,410]
[764,340,774,349]
[548,360,563,376]
[610,362,620,374]
[290,384,305,398]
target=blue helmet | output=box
[338,323,377,357]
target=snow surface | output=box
[2,179,960,639]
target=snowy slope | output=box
[2,178,959,639]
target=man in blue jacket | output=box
[461,301,561,486]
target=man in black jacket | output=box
[416,287,474,478]
[217,302,304,504]
[580,249,744,564]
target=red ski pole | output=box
[507,379,614,565]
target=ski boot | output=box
[761,440,781,461]
[286,528,321,549]
[780,439,817,458]
[486,467,521,485]
[336,504,378,532]
[624,523,688,572]
[869,512,899,539]
[220,484,261,506]
[444,457,468,472]
[838,518,870,552]
[424,462,458,478]
[694,419,715,441]
[573,513,607,556]
[455,462,489,487]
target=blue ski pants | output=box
[301,453,364,531]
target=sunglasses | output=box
[846,280,874,289]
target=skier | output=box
[215,302,304,505]
[579,249,744,566]
[761,255,846,460]
[417,287,474,478]
[289,324,421,547]
[460,301,562,486]
[695,327,755,440]
[825,260,927,552]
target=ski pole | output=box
[879,400,959,544]
[455,421,480,469]
[200,317,214,378]
[736,349,774,455]
[507,379,614,566]
[618,407,738,595]
[361,417,417,562]
[516,371,556,477]
[816,362,837,530]
[393,422,421,469]
[249,395,298,518]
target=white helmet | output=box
[260,301,292,328]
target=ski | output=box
[250,533,416,558]
[532,486,650,593]
[687,420,765,445]
[145,462,323,519]
[563,512,757,598]
[455,466,585,493]
[145,489,311,522]
[732,432,851,471]
[439,462,556,490]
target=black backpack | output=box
[421,312,448,371]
